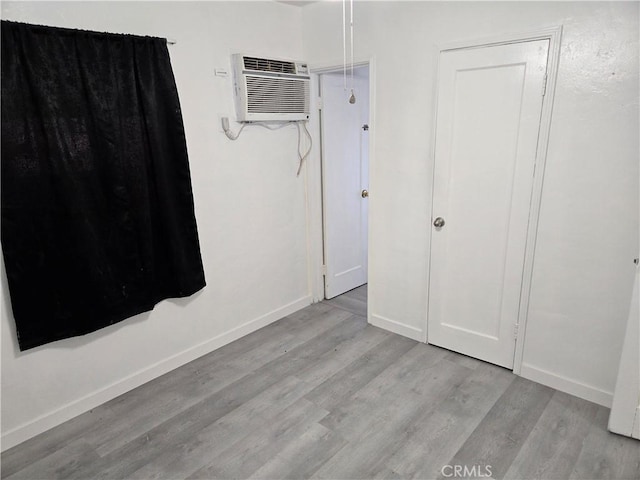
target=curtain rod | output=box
[166,38,177,45]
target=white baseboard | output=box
[1,295,312,452]
[370,313,424,342]
[520,363,613,408]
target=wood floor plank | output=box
[443,350,483,370]
[570,406,640,480]
[370,467,405,480]
[319,344,449,441]
[186,398,329,479]
[90,363,250,458]
[504,390,600,480]
[312,358,473,479]
[442,376,555,480]
[220,306,353,372]
[304,333,417,411]
[325,291,367,317]
[347,284,368,302]
[248,422,346,480]
[386,362,515,479]
[128,375,316,479]
[293,319,392,387]
[0,406,113,479]
[4,440,100,480]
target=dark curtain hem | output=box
[16,283,204,351]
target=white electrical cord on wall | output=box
[222,121,245,140]
[296,121,312,176]
[221,118,312,177]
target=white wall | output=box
[302,1,639,406]
[1,1,308,449]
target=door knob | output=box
[361,189,369,198]
[433,217,445,228]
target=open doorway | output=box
[318,65,370,302]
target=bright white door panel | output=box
[428,40,549,369]
[321,69,369,299]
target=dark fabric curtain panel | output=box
[1,21,206,351]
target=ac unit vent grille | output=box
[243,56,296,74]
[233,54,309,121]
[246,76,309,114]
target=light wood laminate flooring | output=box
[2,284,638,479]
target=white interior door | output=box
[428,40,549,369]
[609,265,640,438]
[321,68,369,299]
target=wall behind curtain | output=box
[1,1,307,448]
[302,1,639,407]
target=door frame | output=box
[425,27,563,374]
[305,58,376,313]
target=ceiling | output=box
[277,1,319,7]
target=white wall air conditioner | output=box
[232,54,310,122]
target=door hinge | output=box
[514,323,520,340]
[541,74,548,97]
[321,264,327,276]
[317,97,323,110]
[362,124,369,131]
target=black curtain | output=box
[1,21,206,351]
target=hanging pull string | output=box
[348,0,356,104]
[342,0,347,91]
[350,0,354,87]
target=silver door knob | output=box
[361,189,369,198]
[433,217,445,228]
